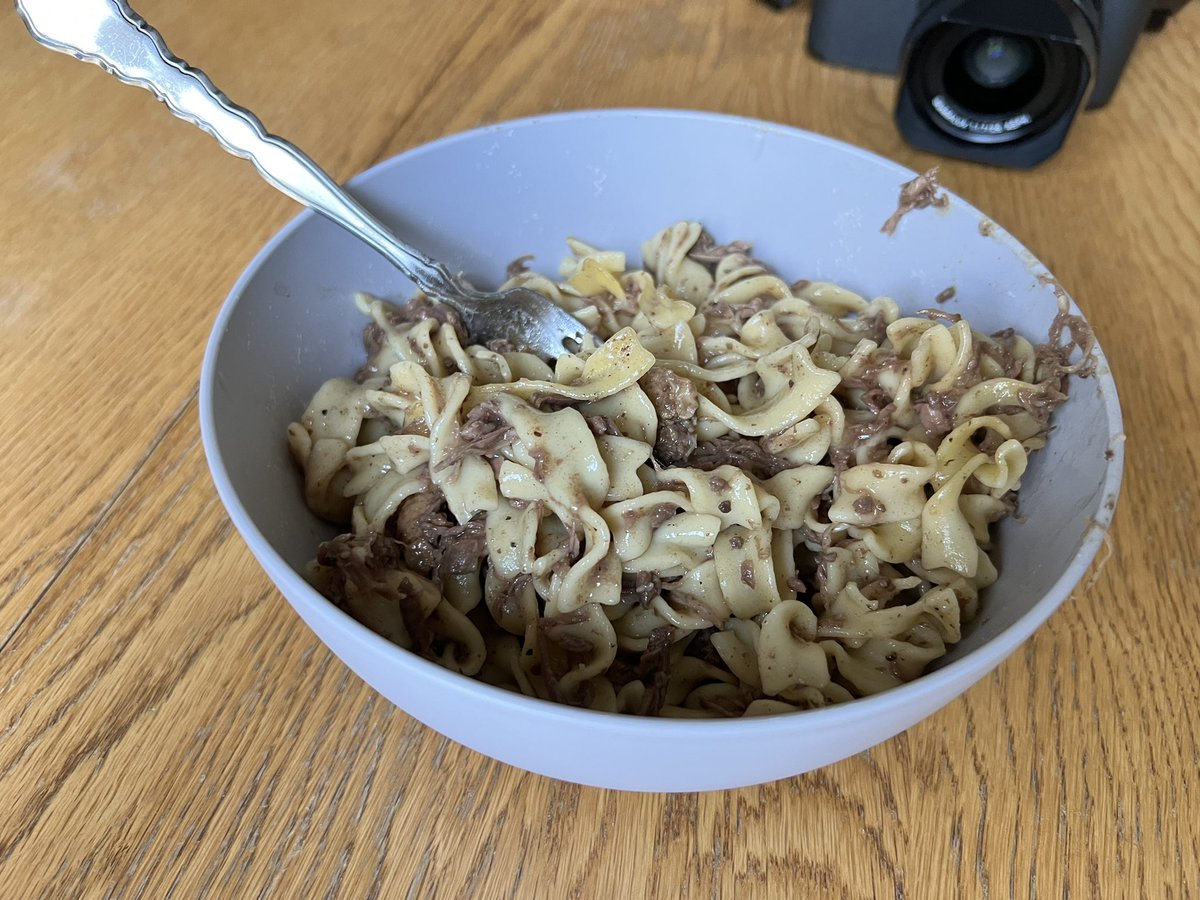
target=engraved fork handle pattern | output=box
[16,0,472,307]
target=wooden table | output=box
[2,1,1197,895]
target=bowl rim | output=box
[199,106,1125,735]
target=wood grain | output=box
[1,0,1197,896]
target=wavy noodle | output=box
[291,221,1090,717]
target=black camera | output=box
[788,1,1191,167]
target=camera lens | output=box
[902,23,1091,148]
[943,31,1046,118]
[963,33,1034,89]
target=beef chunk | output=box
[705,296,771,327]
[621,571,661,608]
[914,391,959,440]
[436,399,516,470]
[386,295,467,342]
[528,392,576,412]
[394,489,487,580]
[687,230,752,265]
[641,368,699,467]
[585,415,621,437]
[830,403,896,471]
[316,532,433,653]
[688,434,793,479]
[505,255,534,279]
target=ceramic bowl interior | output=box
[200,109,1123,792]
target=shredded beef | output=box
[537,608,595,704]
[918,307,962,325]
[363,322,387,356]
[852,495,885,517]
[457,399,511,445]
[1014,385,1068,428]
[439,517,487,576]
[641,368,699,466]
[812,528,838,600]
[830,403,896,471]
[706,296,772,327]
[881,166,949,236]
[667,591,725,626]
[394,490,487,580]
[839,356,899,415]
[849,312,889,345]
[506,255,534,279]
[909,298,1090,437]
[686,630,727,669]
[316,532,433,653]
[689,434,793,479]
[649,502,679,527]
[786,572,810,595]
[642,368,698,421]
[318,531,404,578]
[914,392,960,439]
[849,403,897,441]
[485,338,537,354]
[700,692,752,718]
[394,491,451,571]
[355,323,389,382]
[565,525,581,560]
[653,420,697,467]
[976,424,1009,455]
[632,572,660,602]
[436,399,516,470]
[637,626,675,715]
[529,447,549,481]
[859,387,892,415]
[858,577,895,605]
[487,573,532,625]
[624,277,644,308]
[982,328,1025,378]
[586,415,621,437]
[621,571,661,607]
[386,295,467,342]
[795,491,833,547]
[1038,296,1098,391]
[529,392,576,412]
[740,560,756,589]
[687,230,752,265]
[550,607,596,632]
[825,441,854,472]
[604,656,641,691]
[1047,300,1097,370]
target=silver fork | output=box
[16,0,593,359]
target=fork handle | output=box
[15,0,466,301]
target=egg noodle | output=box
[288,223,1093,717]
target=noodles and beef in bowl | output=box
[287,221,1096,719]
[200,110,1122,790]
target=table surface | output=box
[2,1,1197,896]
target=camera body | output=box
[806,1,1179,167]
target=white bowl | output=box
[199,109,1123,792]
